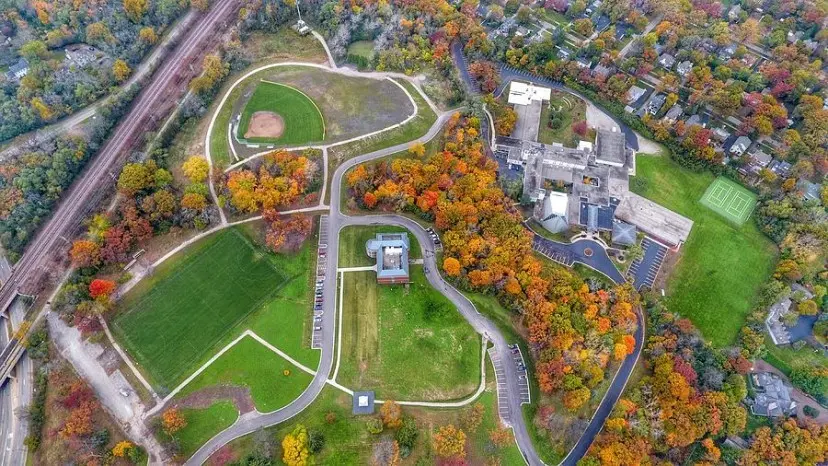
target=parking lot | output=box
[509,344,531,405]
[311,216,329,349]
[487,346,512,425]
[532,235,575,266]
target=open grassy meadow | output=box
[113,229,288,389]
[631,155,776,345]
[337,225,422,268]
[209,361,520,465]
[176,401,238,458]
[177,336,314,412]
[114,223,319,391]
[338,267,481,400]
[237,81,325,144]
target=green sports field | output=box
[113,228,288,389]
[237,80,325,144]
[700,177,758,225]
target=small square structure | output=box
[352,391,375,415]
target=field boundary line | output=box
[145,330,315,418]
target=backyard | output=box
[536,91,588,147]
[338,267,481,400]
[631,155,777,345]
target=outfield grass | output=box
[338,267,481,400]
[337,225,422,268]
[177,336,314,412]
[176,401,238,458]
[537,91,587,148]
[113,229,288,389]
[631,155,776,346]
[237,81,325,144]
[213,362,519,464]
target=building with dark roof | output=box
[749,372,796,418]
[366,233,410,284]
[595,128,626,167]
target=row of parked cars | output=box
[425,227,442,250]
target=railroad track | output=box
[0,0,241,380]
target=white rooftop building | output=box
[508,82,552,106]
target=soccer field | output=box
[237,80,325,145]
[113,228,288,389]
[700,177,757,225]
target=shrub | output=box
[803,405,820,418]
[366,417,384,434]
[309,430,325,453]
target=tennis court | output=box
[699,177,757,225]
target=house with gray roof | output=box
[747,149,772,174]
[749,372,796,418]
[366,233,410,284]
[729,135,751,156]
[5,58,27,82]
[626,85,646,105]
[676,60,693,77]
[657,53,676,69]
[797,179,822,203]
[663,104,683,122]
[769,159,792,177]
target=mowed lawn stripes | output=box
[113,228,287,389]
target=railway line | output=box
[0,0,241,383]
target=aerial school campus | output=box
[0,0,825,465]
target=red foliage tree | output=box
[88,279,117,299]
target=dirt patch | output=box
[244,111,285,139]
[653,248,681,291]
[172,385,255,414]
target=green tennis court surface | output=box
[699,177,757,225]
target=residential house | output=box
[748,372,797,418]
[626,85,646,105]
[657,53,676,69]
[729,135,751,156]
[5,57,27,82]
[796,179,822,203]
[728,4,742,20]
[676,60,693,77]
[592,63,614,79]
[718,43,737,60]
[663,104,683,122]
[712,127,731,142]
[645,93,666,115]
[769,159,792,177]
[746,149,772,174]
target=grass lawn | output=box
[347,41,374,59]
[213,361,520,465]
[338,267,481,400]
[237,81,325,144]
[631,155,776,346]
[764,342,828,379]
[244,29,327,64]
[699,176,758,226]
[537,91,587,147]
[176,401,238,458]
[177,336,314,412]
[337,225,422,268]
[326,80,438,177]
[114,224,319,392]
[113,228,288,389]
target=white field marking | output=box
[336,265,375,272]
[146,330,316,418]
[331,270,345,382]
[97,316,159,401]
[319,147,328,207]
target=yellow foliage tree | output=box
[562,387,591,412]
[282,424,311,466]
[124,0,149,22]
[432,424,466,458]
[182,156,210,183]
[112,440,134,457]
[113,59,131,83]
[380,400,402,428]
[139,27,158,44]
[191,0,210,11]
[161,408,187,435]
[30,97,54,120]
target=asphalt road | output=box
[0,0,241,379]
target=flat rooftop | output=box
[614,193,694,247]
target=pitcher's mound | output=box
[245,111,285,139]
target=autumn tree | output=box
[70,240,101,268]
[118,163,153,195]
[112,440,134,457]
[460,403,484,431]
[282,424,311,466]
[182,156,210,183]
[88,279,117,300]
[161,408,187,436]
[433,424,466,459]
[191,0,210,11]
[113,59,131,83]
[443,257,461,276]
[124,0,149,22]
[380,400,402,428]
[139,27,158,44]
[61,401,96,438]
